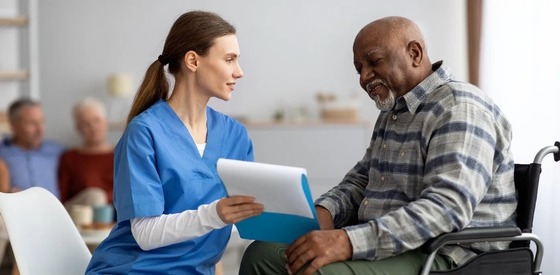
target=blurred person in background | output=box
[0,158,10,193]
[58,97,113,209]
[0,97,65,197]
[0,97,65,275]
[0,158,11,265]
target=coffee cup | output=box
[69,204,93,228]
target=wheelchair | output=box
[420,142,560,275]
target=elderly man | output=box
[0,97,65,197]
[239,16,516,274]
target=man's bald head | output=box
[353,16,432,101]
[355,16,428,60]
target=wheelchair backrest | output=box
[513,163,542,233]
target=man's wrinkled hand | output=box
[285,229,352,275]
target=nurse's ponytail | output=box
[127,61,168,124]
[126,10,236,124]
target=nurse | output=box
[86,10,264,275]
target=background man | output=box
[0,97,65,197]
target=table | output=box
[77,228,111,245]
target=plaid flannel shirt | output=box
[315,61,517,265]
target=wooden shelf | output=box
[0,16,28,26]
[0,70,29,81]
[244,119,370,129]
[1,1,38,98]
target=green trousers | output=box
[239,241,454,275]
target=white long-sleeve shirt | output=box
[131,143,228,251]
[131,199,227,250]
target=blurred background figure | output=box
[0,97,65,197]
[0,97,65,275]
[0,159,9,193]
[58,97,114,209]
[0,158,10,264]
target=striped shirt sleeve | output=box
[315,62,516,264]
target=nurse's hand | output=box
[217,196,264,224]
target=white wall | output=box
[480,1,560,273]
[34,0,467,145]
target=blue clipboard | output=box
[217,159,320,244]
[233,175,319,244]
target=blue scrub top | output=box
[86,100,254,275]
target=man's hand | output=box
[286,229,352,275]
[216,196,264,224]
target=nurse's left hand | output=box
[217,196,264,224]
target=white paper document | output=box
[217,158,320,243]
[217,158,313,219]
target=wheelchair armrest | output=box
[421,226,522,254]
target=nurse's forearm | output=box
[130,199,227,250]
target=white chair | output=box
[0,187,92,275]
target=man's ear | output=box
[184,51,199,72]
[407,40,423,67]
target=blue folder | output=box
[232,175,320,244]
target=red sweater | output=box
[58,149,114,204]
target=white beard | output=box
[373,90,396,111]
[366,80,396,111]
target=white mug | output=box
[69,204,93,228]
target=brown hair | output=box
[8,97,40,122]
[126,10,236,123]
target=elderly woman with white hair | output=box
[58,97,114,211]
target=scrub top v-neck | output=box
[86,100,254,275]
